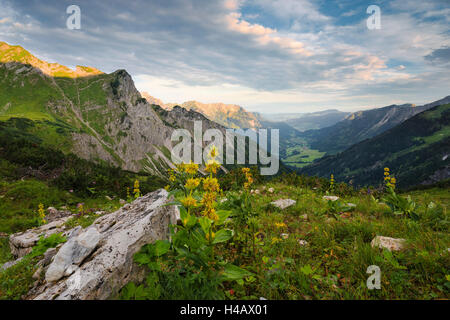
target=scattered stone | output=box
[347,203,357,208]
[270,199,296,210]
[371,236,406,252]
[254,189,260,195]
[268,187,274,193]
[250,189,254,194]
[119,199,126,205]
[260,297,267,300]
[298,240,308,246]
[47,207,58,215]
[94,211,105,215]
[0,232,8,238]
[0,257,23,271]
[105,196,113,201]
[281,233,289,240]
[220,198,228,203]
[323,196,339,201]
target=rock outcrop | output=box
[21,189,178,300]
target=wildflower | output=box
[202,207,219,222]
[184,162,199,175]
[205,159,220,174]
[242,167,250,174]
[206,232,215,241]
[275,222,287,228]
[164,185,170,191]
[203,177,220,193]
[201,191,217,207]
[133,180,141,198]
[77,203,84,216]
[271,237,281,245]
[38,203,46,224]
[181,196,197,208]
[229,289,235,295]
[208,145,218,159]
[185,178,200,190]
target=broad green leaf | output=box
[222,264,253,281]
[212,229,233,244]
[216,210,231,225]
[199,216,213,234]
[154,240,170,257]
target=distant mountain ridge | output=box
[298,96,450,155]
[300,103,450,188]
[141,92,262,129]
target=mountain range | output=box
[301,103,450,188]
[0,42,228,177]
[141,92,262,129]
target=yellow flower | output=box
[185,178,200,190]
[271,237,281,245]
[201,191,217,207]
[38,203,46,224]
[203,177,220,193]
[184,162,199,175]
[384,167,389,172]
[206,232,215,241]
[133,180,141,198]
[169,174,175,182]
[242,167,250,174]
[275,222,287,228]
[208,145,218,159]
[202,207,219,221]
[181,196,197,208]
[164,185,170,191]
[205,159,220,174]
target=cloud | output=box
[425,47,450,64]
[0,0,449,113]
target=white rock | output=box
[119,199,126,205]
[105,196,113,201]
[371,236,406,252]
[9,217,72,258]
[270,199,296,210]
[220,198,228,203]
[281,233,289,240]
[347,203,357,208]
[254,189,260,194]
[47,207,58,215]
[268,187,274,193]
[323,196,339,201]
[31,189,179,300]
[45,228,101,283]
[298,240,308,246]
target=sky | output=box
[0,0,449,113]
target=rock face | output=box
[371,236,406,251]
[270,199,296,210]
[9,216,73,258]
[45,228,101,283]
[28,189,178,300]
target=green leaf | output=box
[154,240,170,257]
[134,252,151,265]
[198,216,212,234]
[212,229,233,244]
[216,210,231,225]
[300,264,314,275]
[222,264,253,281]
